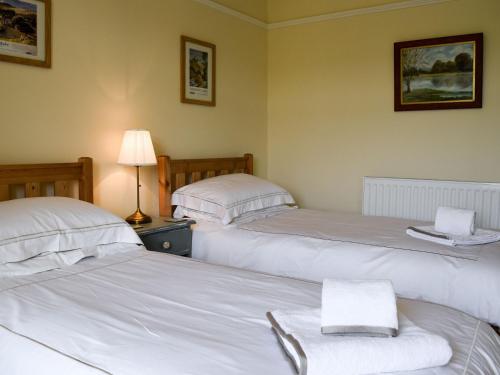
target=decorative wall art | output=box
[394,33,483,111]
[181,35,216,106]
[0,0,51,68]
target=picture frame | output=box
[181,35,216,106]
[0,0,51,68]
[394,33,483,111]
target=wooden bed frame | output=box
[0,157,93,203]
[157,154,253,217]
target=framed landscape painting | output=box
[394,33,483,111]
[0,0,51,68]
[181,35,216,106]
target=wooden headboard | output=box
[157,154,253,217]
[0,157,93,203]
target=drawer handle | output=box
[162,241,171,250]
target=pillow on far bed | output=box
[174,204,296,225]
[172,173,295,225]
[0,197,141,266]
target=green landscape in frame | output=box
[394,33,483,111]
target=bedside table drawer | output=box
[140,228,192,256]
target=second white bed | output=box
[192,209,500,327]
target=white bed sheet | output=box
[0,248,144,375]
[0,248,499,374]
[0,327,105,375]
[192,209,500,327]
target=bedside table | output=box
[133,218,196,257]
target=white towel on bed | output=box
[435,207,476,236]
[267,308,452,375]
[407,226,500,247]
[321,279,398,337]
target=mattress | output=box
[0,247,499,374]
[192,209,500,327]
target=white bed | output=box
[155,155,500,329]
[192,209,500,328]
[1,248,499,375]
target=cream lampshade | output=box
[118,129,157,224]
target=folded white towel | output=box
[321,279,398,337]
[267,308,452,375]
[435,206,475,236]
[407,225,500,247]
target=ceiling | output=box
[210,0,268,22]
[211,0,408,23]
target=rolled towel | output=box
[267,308,452,375]
[435,206,475,236]
[321,279,398,337]
[407,225,500,247]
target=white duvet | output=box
[192,209,500,327]
[0,248,499,374]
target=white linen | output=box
[435,207,476,236]
[174,204,296,225]
[321,279,398,337]
[240,209,481,260]
[192,209,500,326]
[0,249,498,375]
[172,173,295,224]
[269,309,452,375]
[0,243,140,277]
[0,197,141,265]
[0,327,105,375]
[407,226,500,246]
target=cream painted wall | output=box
[268,0,500,213]
[2,0,498,218]
[0,0,267,218]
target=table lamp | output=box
[118,129,157,224]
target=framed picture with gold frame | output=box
[181,35,216,106]
[0,0,51,68]
[394,33,483,111]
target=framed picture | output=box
[394,33,483,111]
[181,35,216,106]
[0,0,51,68]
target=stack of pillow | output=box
[267,279,453,375]
[172,173,296,225]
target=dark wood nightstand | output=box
[133,218,196,257]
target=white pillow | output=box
[174,204,296,225]
[0,243,139,277]
[0,197,141,265]
[171,173,295,225]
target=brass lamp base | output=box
[125,165,152,225]
[125,208,152,225]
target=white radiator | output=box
[363,177,500,230]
